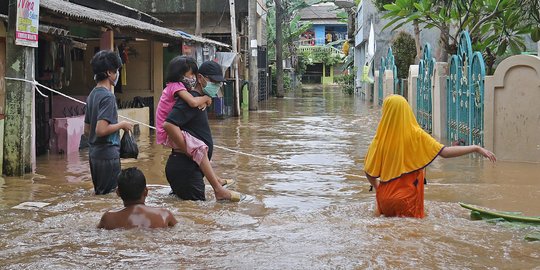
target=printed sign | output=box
[15,0,40,47]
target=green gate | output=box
[447,31,485,146]
[385,47,399,94]
[417,44,435,133]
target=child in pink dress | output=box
[156,56,238,199]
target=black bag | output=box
[120,131,139,159]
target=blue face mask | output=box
[203,82,221,98]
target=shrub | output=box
[392,32,417,79]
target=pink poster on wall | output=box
[15,0,40,47]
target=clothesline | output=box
[5,76,368,180]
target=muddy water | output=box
[1,86,539,269]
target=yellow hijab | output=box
[364,95,444,182]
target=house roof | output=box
[39,0,229,47]
[299,5,345,24]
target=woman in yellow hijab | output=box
[364,95,496,218]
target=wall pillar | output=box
[383,70,394,98]
[431,62,448,141]
[407,65,419,116]
[373,70,379,106]
[484,55,540,162]
[100,29,114,51]
[4,0,36,176]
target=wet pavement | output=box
[1,86,539,269]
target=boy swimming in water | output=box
[98,167,177,229]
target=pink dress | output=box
[156,82,208,165]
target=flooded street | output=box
[1,86,539,269]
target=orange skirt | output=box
[376,169,425,218]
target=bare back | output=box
[98,204,177,230]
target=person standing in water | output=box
[98,167,177,230]
[85,50,133,195]
[363,95,496,218]
[163,61,244,202]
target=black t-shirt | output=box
[165,90,213,159]
[84,87,120,159]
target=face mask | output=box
[184,76,197,89]
[110,70,120,86]
[203,82,221,98]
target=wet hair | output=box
[117,167,146,202]
[91,50,122,82]
[165,56,198,90]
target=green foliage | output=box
[297,50,312,74]
[373,0,394,11]
[381,0,535,61]
[312,50,343,66]
[266,0,326,63]
[335,72,356,95]
[392,32,416,79]
[271,66,293,91]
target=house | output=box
[353,0,441,93]
[115,0,270,107]
[298,3,347,85]
[0,0,228,175]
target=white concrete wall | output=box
[484,55,540,163]
[431,62,448,141]
[407,65,419,116]
[383,70,394,98]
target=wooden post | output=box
[274,0,284,98]
[248,0,258,110]
[195,0,201,36]
[228,0,241,116]
[100,29,114,51]
[4,0,36,176]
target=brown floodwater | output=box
[1,86,539,269]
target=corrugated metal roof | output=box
[40,0,229,47]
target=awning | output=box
[40,0,230,48]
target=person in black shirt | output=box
[163,61,243,202]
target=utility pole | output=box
[229,0,241,116]
[4,0,37,176]
[248,0,259,110]
[195,0,201,36]
[274,0,284,98]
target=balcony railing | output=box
[298,45,345,60]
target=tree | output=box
[378,0,422,63]
[381,0,533,68]
[521,0,540,41]
[392,32,417,79]
[267,0,325,95]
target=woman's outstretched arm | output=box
[439,145,496,162]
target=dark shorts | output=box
[165,152,205,201]
[89,157,120,195]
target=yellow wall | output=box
[0,22,6,37]
[118,107,150,136]
[62,40,154,102]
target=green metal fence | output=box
[447,31,486,146]
[417,44,435,133]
